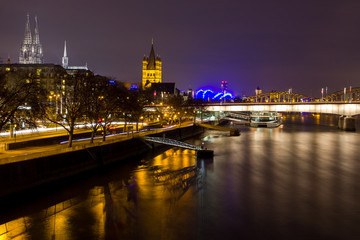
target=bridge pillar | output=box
[338,116,345,129]
[338,115,356,131]
[344,116,356,131]
[230,129,240,136]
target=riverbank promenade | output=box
[0,123,194,165]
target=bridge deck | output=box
[143,136,201,150]
[197,123,236,132]
[206,102,360,116]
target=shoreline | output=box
[0,125,204,199]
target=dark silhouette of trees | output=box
[123,90,150,132]
[83,76,127,143]
[186,98,208,122]
[0,71,41,133]
[166,95,187,126]
[98,80,127,142]
[39,74,87,147]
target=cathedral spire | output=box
[19,14,43,64]
[62,40,68,69]
[19,14,33,63]
[23,13,32,45]
[32,15,43,63]
[33,16,40,44]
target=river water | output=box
[1,123,360,240]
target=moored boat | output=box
[249,111,282,128]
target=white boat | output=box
[249,111,283,128]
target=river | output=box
[1,123,360,240]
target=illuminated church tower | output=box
[19,14,44,64]
[62,41,68,69]
[142,40,162,89]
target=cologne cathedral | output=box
[19,14,44,64]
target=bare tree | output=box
[0,71,41,133]
[83,76,121,143]
[97,80,127,141]
[166,95,187,126]
[124,90,150,132]
[39,75,87,147]
[187,98,208,123]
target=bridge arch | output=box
[245,91,314,103]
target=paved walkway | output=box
[0,123,194,165]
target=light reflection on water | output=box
[1,124,360,239]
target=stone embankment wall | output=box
[0,125,204,198]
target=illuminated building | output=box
[195,89,233,101]
[123,82,141,90]
[151,83,178,101]
[142,40,162,89]
[0,63,67,93]
[61,41,89,76]
[255,86,262,95]
[62,41,68,69]
[19,14,44,64]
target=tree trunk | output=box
[68,129,73,147]
[136,121,139,131]
[90,130,95,144]
[102,126,107,141]
[124,115,127,133]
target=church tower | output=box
[19,14,33,64]
[62,41,68,69]
[19,14,44,64]
[142,40,162,89]
[32,16,44,64]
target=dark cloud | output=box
[1,0,360,97]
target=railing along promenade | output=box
[205,101,360,116]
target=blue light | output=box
[220,93,233,100]
[195,88,234,101]
[203,90,214,100]
[196,89,204,99]
[130,83,138,90]
[212,92,223,101]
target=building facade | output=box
[142,41,162,89]
[19,14,44,64]
[0,63,67,97]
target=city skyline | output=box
[1,0,360,97]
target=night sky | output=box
[1,0,360,97]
